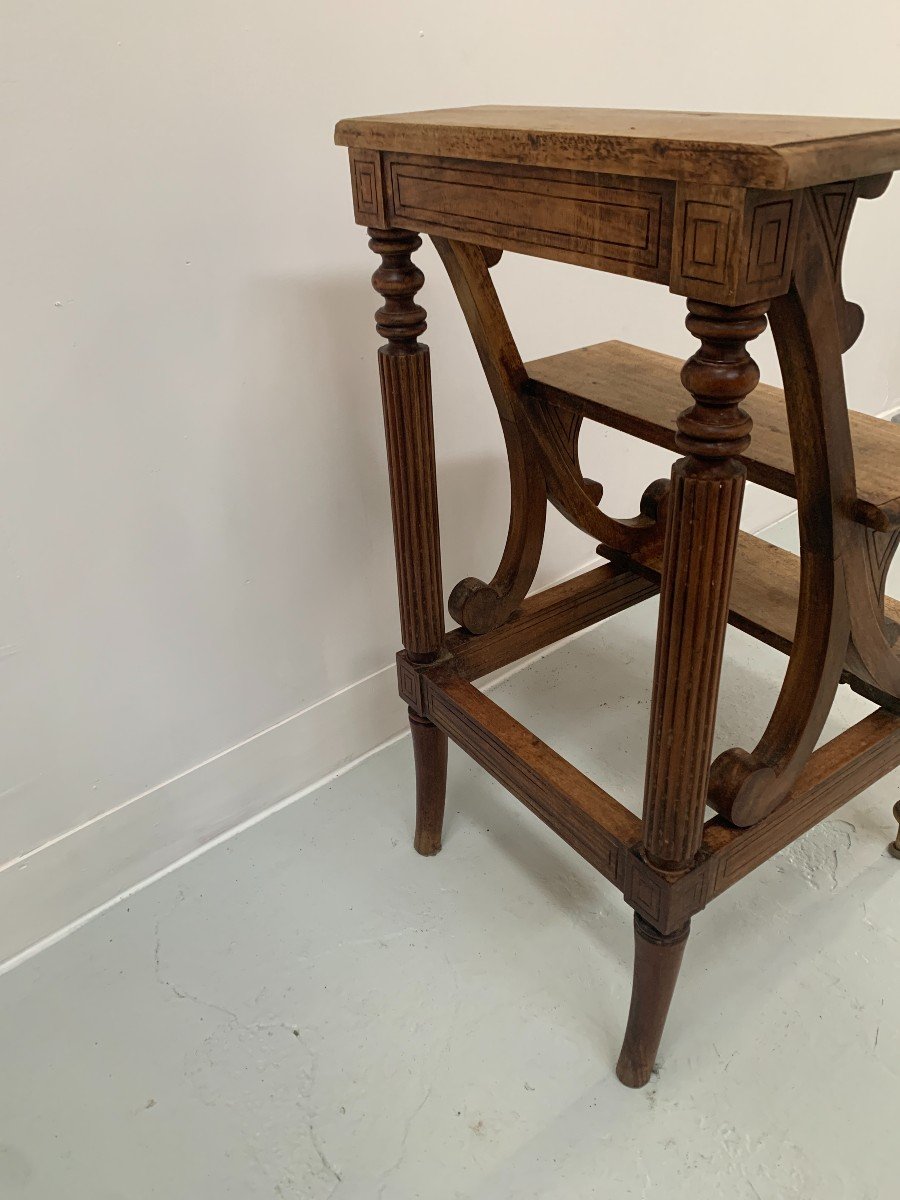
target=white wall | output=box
[3,0,900,957]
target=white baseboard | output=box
[0,514,802,973]
[0,553,618,970]
[0,660,410,970]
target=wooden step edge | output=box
[525,340,899,533]
[609,530,900,686]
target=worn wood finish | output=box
[669,184,801,304]
[336,107,900,189]
[431,237,547,634]
[424,674,642,887]
[642,299,767,868]
[704,193,859,826]
[525,392,666,554]
[440,561,658,682]
[369,228,445,662]
[526,340,900,532]
[397,157,675,282]
[370,227,450,876]
[700,706,900,896]
[403,663,900,935]
[624,529,900,689]
[708,183,900,824]
[344,108,900,1088]
[617,917,690,1088]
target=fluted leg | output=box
[618,299,768,1084]
[410,709,448,855]
[369,227,449,850]
[617,916,690,1087]
[369,228,445,662]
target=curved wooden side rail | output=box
[525,398,666,554]
[819,173,899,700]
[708,183,892,826]
[432,237,547,635]
[433,236,667,631]
[845,527,900,700]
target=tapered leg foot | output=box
[616,914,690,1088]
[888,801,900,859]
[409,709,448,856]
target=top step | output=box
[526,340,900,532]
[335,107,900,190]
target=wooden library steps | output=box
[339,105,900,1085]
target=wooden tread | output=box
[334,107,900,190]
[628,530,900,692]
[526,340,900,532]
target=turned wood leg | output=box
[618,299,767,1084]
[617,916,690,1087]
[410,708,448,855]
[369,228,449,850]
[642,299,767,868]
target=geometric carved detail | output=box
[671,185,798,304]
[812,182,854,272]
[809,175,891,353]
[746,199,794,284]
[679,200,734,284]
[349,148,386,227]
[396,653,425,713]
[387,155,674,282]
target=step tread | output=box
[526,339,900,531]
[635,529,900,661]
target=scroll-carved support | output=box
[811,173,892,352]
[433,237,667,635]
[641,299,767,870]
[526,398,665,554]
[708,183,896,827]
[432,238,547,635]
[370,228,449,852]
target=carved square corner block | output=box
[670,184,799,304]
[349,148,387,227]
[396,653,425,713]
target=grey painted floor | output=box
[2,524,899,1199]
